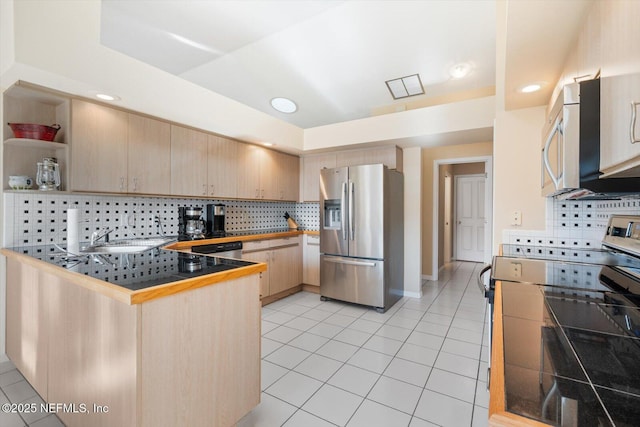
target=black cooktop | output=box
[493,247,640,426]
[6,245,255,291]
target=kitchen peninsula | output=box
[0,243,267,427]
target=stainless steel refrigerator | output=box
[319,164,404,312]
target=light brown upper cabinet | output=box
[71,99,128,193]
[600,73,640,177]
[237,143,299,201]
[170,125,208,197]
[71,100,171,195]
[277,151,300,201]
[128,114,171,195]
[208,135,238,199]
[302,153,337,202]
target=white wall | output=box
[492,106,547,252]
[403,147,422,297]
[304,96,495,151]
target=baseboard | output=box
[301,284,320,294]
[403,290,422,298]
[0,353,9,363]
[421,274,436,281]
[261,285,303,306]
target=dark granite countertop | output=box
[2,244,259,294]
[499,276,640,426]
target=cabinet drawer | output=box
[242,240,270,252]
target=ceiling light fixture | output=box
[95,93,120,101]
[385,74,425,100]
[449,62,472,79]
[519,82,546,93]
[263,142,274,147]
[271,97,297,113]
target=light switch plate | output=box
[511,210,522,226]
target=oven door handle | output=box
[477,264,492,294]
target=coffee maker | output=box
[206,204,226,237]
[178,206,206,241]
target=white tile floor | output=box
[0,261,489,427]
[239,261,490,427]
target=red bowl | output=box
[8,123,61,141]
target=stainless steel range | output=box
[485,215,640,426]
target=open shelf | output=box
[4,138,67,150]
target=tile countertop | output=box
[0,229,316,305]
[0,244,266,305]
[490,277,640,426]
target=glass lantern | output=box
[36,157,61,191]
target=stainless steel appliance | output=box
[542,77,640,198]
[319,164,403,312]
[482,215,640,426]
[191,241,242,259]
[178,206,205,241]
[206,203,226,237]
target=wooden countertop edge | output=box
[488,280,550,427]
[165,229,318,250]
[0,248,134,305]
[0,247,267,306]
[129,262,267,304]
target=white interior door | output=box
[455,174,485,262]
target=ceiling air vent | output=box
[385,74,424,99]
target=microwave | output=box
[541,78,640,197]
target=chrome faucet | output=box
[90,227,114,246]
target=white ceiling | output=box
[100,0,592,131]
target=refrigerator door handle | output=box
[341,181,347,241]
[349,180,355,240]
[324,257,377,268]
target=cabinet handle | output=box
[255,189,260,198]
[202,184,207,196]
[133,177,138,192]
[631,101,640,144]
[119,176,125,192]
[261,189,265,199]
[210,184,215,195]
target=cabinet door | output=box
[336,146,399,169]
[600,0,640,77]
[128,114,170,194]
[600,73,640,176]
[170,125,208,197]
[237,143,262,199]
[277,152,300,201]
[208,135,238,199]
[242,250,270,298]
[302,154,337,201]
[71,99,128,192]
[260,148,280,200]
[303,234,320,286]
[270,241,302,295]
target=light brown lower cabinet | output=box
[5,257,260,427]
[243,236,302,298]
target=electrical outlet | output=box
[510,262,522,278]
[511,210,522,226]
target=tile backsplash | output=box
[3,192,319,248]
[503,197,640,249]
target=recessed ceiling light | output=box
[95,93,120,101]
[263,142,274,147]
[519,82,546,93]
[449,62,472,79]
[385,74,425,100]
[271,97,297,113]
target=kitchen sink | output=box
[80,237,175,255]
